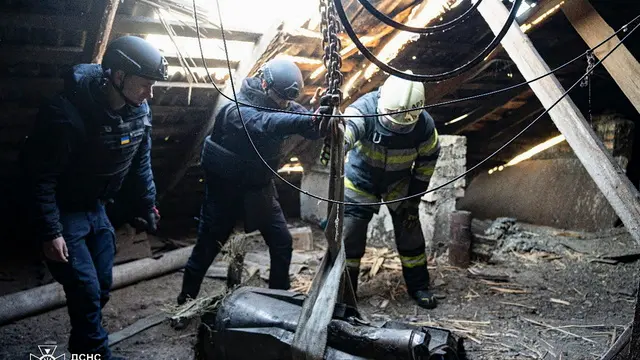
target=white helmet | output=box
[376,73,425,134]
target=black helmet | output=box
[102,35,169,81]
[259,58,304,100]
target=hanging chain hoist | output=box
[580,50,596,124]
[319,0,343,167]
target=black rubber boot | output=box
[401,261,437,309]
[410,289,438,309]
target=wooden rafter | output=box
[0,13,262,43]
[562,0,640,113]
[158,22,285,202]
[113,15,261,42]
[451,90,534,134]
[83,0,121,64]
[478,0,640,247]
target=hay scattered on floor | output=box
[360,247,402,279]
[164,294,225,321]
[291,273,314,294]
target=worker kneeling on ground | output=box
[20,36,167,359]
[176,59,334,308]
[341,74,440,309]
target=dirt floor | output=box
[1,219,639,360]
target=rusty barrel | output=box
[448,210,472,268]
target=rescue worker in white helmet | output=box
[341,74,440,309]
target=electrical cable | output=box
[356,0,482,34]
[334,0,523,82]
[197,0,639,206]
[191,11,639,119]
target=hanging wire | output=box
[334,0,523,82]
[189,13,639,119]
[355,0,483,34]
[195,0,640,206]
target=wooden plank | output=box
[165,56,239,69]
[108,312,168,346]
[158,22,284,202]
[477,0,640,246]
[0,13,89,31]
[0,46,83,65]
[84,0,121,63]
[449,89,529,134]
[562,0,640,113]
[113,15,261,43]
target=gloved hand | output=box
[398,200,420,230]
[132,206,161,233]
[313,94,343,137]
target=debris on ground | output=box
[1,219,638,359]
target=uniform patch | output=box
[120,135,131,145]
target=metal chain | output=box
[320,0,343,104]
[580,51,595,124]
[319,0,344,166]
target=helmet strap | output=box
[111,73,142,108]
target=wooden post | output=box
[84,0,121,64]
[158,22,284,202]
[449,211,472,268]
[563,0,640,114]
[477,0,640,246]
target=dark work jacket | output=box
[344,91,440,201]
[21,64,157,241]
[202,77,320,187]
[201,77,320,231]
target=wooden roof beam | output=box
[0,46,83,65]
[562,0,640,113]
[165,56,239,69]
[0,13,262,43]
[158,22,285,201]
[113,16,261,42]
[83,0,121,63]
[447,90,533,134]
[478,0,640,246]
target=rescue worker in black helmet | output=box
[20,35,168,359]
[176,58,333,310]
[341,74,441,309]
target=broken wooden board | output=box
[108,312,168,346]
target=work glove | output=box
[132,206,161,234]
[398,200,420,230]
[313,94,343,137]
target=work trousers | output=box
[46,203,115,359]
[343,195,430,294]
[180,179,293,300]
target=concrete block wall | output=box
[459,114,635,232]
[420,135,467,255]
